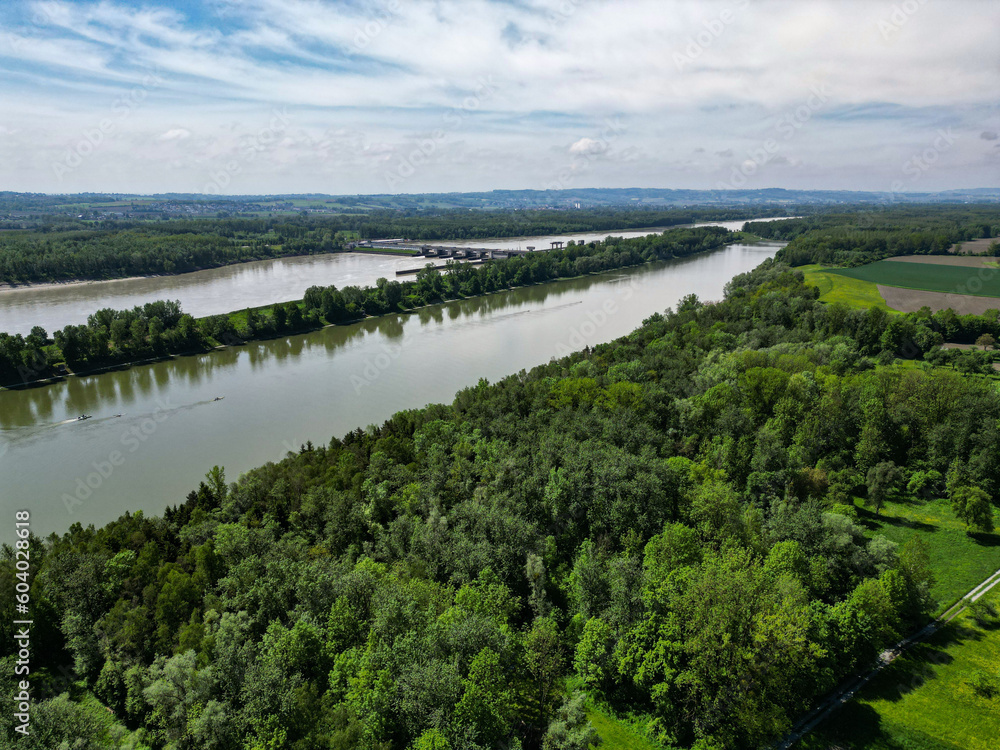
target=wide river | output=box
[0,219,791,336]
[0,237,782,543]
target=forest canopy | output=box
[5,256,999,749]
[0,207,773,284]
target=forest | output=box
[3,254,1000,749]
[746,205,1000,267]
[0,207,778,284]
[0,226,735,386]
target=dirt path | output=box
[878,285,1000,315]
[774,567,1000,749]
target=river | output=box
[0,219,788,336]
[0,241,783,542]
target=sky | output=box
[0,0,997,196]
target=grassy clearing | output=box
[856,496,1000,612]
[801,586,1000,750]
[587,704,664,750]
[800,264,893,310]
[829,261,1000,299]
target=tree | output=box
[542,692,600,750]
[907,469,943,500]
[866,461,902,515]
[524,617,563,722]
[975,333,996,350]
[951,485,995,533]
[26,325,48,348]
[454,648,516,745]
[272,303,287,330]
[414,728,451,750]
[281,302,302,330]
[573,617,615,693]
[143,650,219,747]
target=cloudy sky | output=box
[0,0,997,195]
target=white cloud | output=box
[0,0,996,193]
[569,138,606,155]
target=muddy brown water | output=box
[0,241,782,542]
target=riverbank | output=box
[1,231,760,389]
[0,249,346,292]
[0,238,782,544]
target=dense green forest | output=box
[0,226,734,386]
[0,208,778,284]
[5,256,1000,749]
[745,205,1000,267]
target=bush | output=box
[968,670,998,699]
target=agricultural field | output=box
[828,260,1000,299]
[949,237,1000,255]
[801,258,1000,314]
[800,264,893,310]
[887,255,999,269]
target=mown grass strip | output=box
[800,264,893,310]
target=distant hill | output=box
[1,186,998,216]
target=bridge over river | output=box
[351,239,568,261]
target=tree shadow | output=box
[863,618,985,704]
[862,645,954,703]
[967,531,1000,547]
[818,701,906,749]
[855,505,937,533]
[882,515,938,533]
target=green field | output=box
[801,586,1000,750]
[857,497,1000,612]
[796,495,1000,750]
[800,264,893,310]
[587,704,664,750]
[829,260,1000,298]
